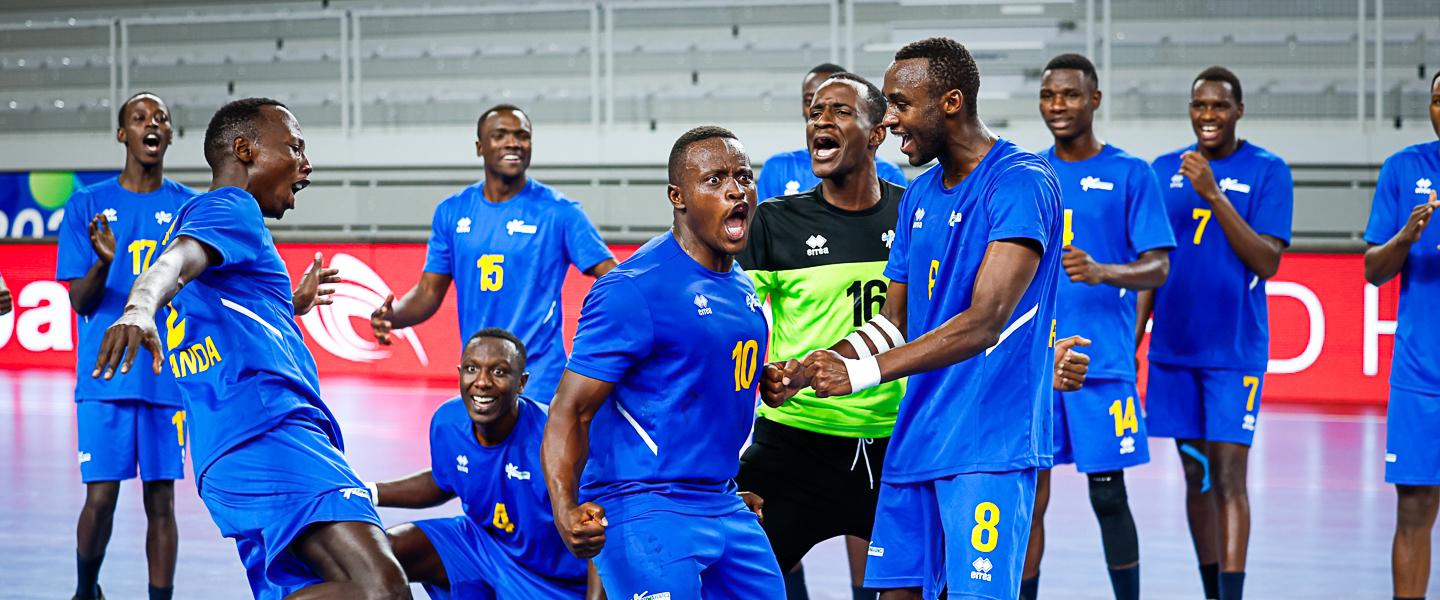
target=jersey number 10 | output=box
[731,339,759,391]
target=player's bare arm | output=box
[1364,191,1439,285]
[1063,246,1170,289]
[93,235,218,379]
[804,238,1042,397]
[370,272,453,345]
[293,252,340,316]
[760,281,910,406]
[372,470,455,509]
[585,259,617,278]
[1179,151,1284,278]
[68,214,118,315]
[541,370,611,559]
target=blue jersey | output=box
[165,187,344,479]
[424,179,612,403]
[566,232,768,522]
[882,138,1064,482]
[757,148,908,200]
[1041,145,1176,381]
[428,396,587,582]
[1149,142,1293,371]
[1364,140,1440,394]
[56,177,196,405]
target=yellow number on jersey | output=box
[732,339,759,391]
[971,501,1000,553]
[928,260,940,299]
[477,254,505,291]
[492,502,516,533]
[1109,396,1139,437]
[129,239,158,275]
[1191,208,1213,245]
[171,410,187,446]
[1062,209,1075,247]
[1242,375,1260,411]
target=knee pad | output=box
[1088,471,1139,566]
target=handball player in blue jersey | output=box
[767,37,1068,600]
[757,63,908,201]
[371,105,615,404]
[366,328,601,600]
[1023,54,1176,600]
[56,92,195,600]
[1138,67,1293,600]
[93,98,410,600]
[542,126,785,599]
[1363,70,1440,600]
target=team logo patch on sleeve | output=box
[1415,178,1433,195]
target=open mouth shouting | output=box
[141,131,164,154]
[810,133,841,163]
[723,201,750,243]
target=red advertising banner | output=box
[0,242,1401,404]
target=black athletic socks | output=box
[1108,565,1140,600]
[1199,562,1220,599]
[1219,571,1245,600]
[783,565,810,600]
[74,552,104,599]
[851,585,879,600]
[1019,574,1039,600]
[148,586,173,600]
[1394,596,1425,600]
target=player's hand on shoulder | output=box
[1061,245,1108,285]
[293,252,340,316]
[760,359,805,407]
[1400,192,1439,244]
[88,213,116,264]
[802,349,852,398]
[1053,335,1091,392]
[1179,151,1221,201]
[557,502,608,559]
[370,293,395,345]
[93,308,163,380]
[738,491,764,523]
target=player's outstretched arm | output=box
[1063,246,1170,290]
[292,252,341,316]
[93,236,217,379]
[804,240,1040,398]
[1364,193,1439,285]
[68,214,118,315]
[1179,151,1284,278]
[370,469,455,509]
[761,281,909,405]
[542,370,612,559]
[370,272,452,345]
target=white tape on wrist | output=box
[843,356,882,393]
[365,482,379,506]
[843,332,873,358]
[871,314,904,348]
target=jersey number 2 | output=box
[732,339,759,391]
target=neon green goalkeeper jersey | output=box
[737,180,906,438]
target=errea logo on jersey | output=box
[805,234,830,256]
[456,454,470,473]
[912,208,926,229]
[78,451,92,464]
[784,180,801,195]
[1080,176,1114,191]
[1242,414,1256,431]
[505,462,531,480]
[506,219,538,235]
[102,208,118,222]
[970,556,994,582]
[1169,174,1185,189]
[456,218,472,234]
[1120,435,1136,455]
[1416,178,1433,195]
[154,211,173,225]
[694,294,713,316]
[1219,178,1251,194]
[632,592,672,600]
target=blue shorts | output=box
[199,412,381,600]
[1053,379,1150,473]
[77,400,186,483]
[413,515,584,600]
[864,469,1038,599]
[593,508,784,600]
[1386,387,1440,486]
[1145,362,1264,446]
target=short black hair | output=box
[821,72,888,126]
[1043,53,1098,87]
[465,327,527,370]
[476,103,526,138]
[808,63,847,76]
[667,125,739,185]
[117,91,164,129]
[203,97,287,168]
[1193,66,1243,104]
[894,37,982,117]
[1430,68,1439,89]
